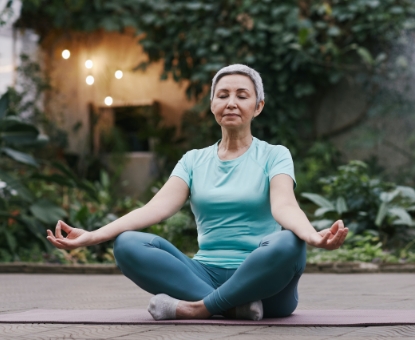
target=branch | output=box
[318,101,371,139]
[383,139,415,162]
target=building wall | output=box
[41,31,197,197]
[314,78,415,174]
[43,31,196,156]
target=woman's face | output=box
[211,74,264,131]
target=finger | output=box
[320,231,331,246]
[332,228,348,248]
[47,230,70,249]
[327,228,344,248]
[330,220,342,234]
[329,223,338,235]
[46,229,57,241]
[55,221,64,239]
[58,220,73,234]
[338,228,349,247]
[46,235,65,249]
[53,237,74,250]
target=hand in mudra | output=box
[46,220,92,250]
[308,220,348,250]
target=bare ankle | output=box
[176,300,211,319]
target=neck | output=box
[217,128,253,160]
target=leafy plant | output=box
[0,89,65,259]
[0,85,144,262]
[149,209,198,255]
[301,161,415,247]
[11,0,415,158]
[146,180,198,254]
[307,230,415,263]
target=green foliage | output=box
[307,244,406,263]
[12,0,415,156]
[149,209,198,255]
[295,141,342,193]
[0,89,48,167]
[301,161,415,247]
[0,88,59,259]
[146,180,198,254]
[0,83,143,262]
[307,230,415,263]
[3,0,415,263]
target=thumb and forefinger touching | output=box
[324,220,348,249]
[46,220,73,249]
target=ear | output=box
[254,100,265,118]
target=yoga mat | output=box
[0,309,414,326]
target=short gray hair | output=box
[210,64,265,107]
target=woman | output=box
[47,64,348,321]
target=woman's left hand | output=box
[307,220,348,250]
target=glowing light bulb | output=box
[104,96,113,106]
[86,75,94,85]
[85,60,93,69]
[62,50,70,59]
[115,70,123,79]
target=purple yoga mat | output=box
[0,309,414,326]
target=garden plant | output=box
[1,0,415,263]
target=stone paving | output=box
[0,273,414,339]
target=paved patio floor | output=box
[0,273,414,339]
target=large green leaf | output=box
[0,147,39,167]
[397,186,415,201]
[311,219,333,230]
[314,207,335,217]
[375,201,388,227]
[19,214,53,251]
[357,46,373,65]
[301,193,335,209]
[336,196,348,215]
[389,207,413,226]
[0,119,39,146]
[3,228,17,254]
[0,169,34,202]
[380,189,400,203]
[29,199,67,225]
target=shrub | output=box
[301,160,415,249]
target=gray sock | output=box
[147,294,180,320]
[235,300,263,321]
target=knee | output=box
[260,230,306,266]
[113,231,139,264]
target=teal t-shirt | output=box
[170,137,296,269]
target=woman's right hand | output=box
[46,220,94,250]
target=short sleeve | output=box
[170,151,193,188]
[268,146,296,188]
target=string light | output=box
[85,60,93,69]
[86,75,94,85]
[62,50,70,59]
[115,70,123,79]
[104,96,113,106]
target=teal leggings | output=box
[113,230,306,317]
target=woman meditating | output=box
[47,64,348,321]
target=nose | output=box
[226,95,237,109]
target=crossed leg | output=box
[113,229,306,319]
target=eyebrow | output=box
[216,88,251,93]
